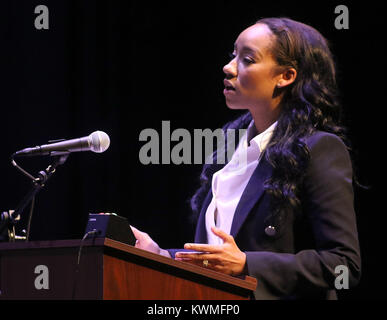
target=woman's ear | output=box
[276,68,297,88]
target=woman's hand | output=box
[175,226,247,276]
[130,225,171,258]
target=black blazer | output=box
[169,131,361,299]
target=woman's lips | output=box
[223,88,236,95]
[223,80,236,95]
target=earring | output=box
[277,83,282,88]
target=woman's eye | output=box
[228,52,254,65]
[242,57,255,64]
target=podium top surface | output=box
[0,238,257,292]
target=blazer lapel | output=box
[230,156,273,238]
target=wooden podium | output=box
[0,238,257,300]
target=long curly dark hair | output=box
[190,17,352,227]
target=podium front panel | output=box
[0,240,103,299]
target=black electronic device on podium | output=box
[84,213,136,246]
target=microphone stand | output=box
[6,153,70,242]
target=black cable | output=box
[10,158,37,181]
[72,229,100,299]
[25,196,35,241]
[77,229,99,265]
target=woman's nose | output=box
[223,59,237,79]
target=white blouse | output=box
[205,120,277,245]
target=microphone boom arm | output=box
[8,153,70,241]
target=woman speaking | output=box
[131,17,361,300]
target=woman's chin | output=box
[225,101,247,110]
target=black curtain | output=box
[1,0,384,299]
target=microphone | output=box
[12,131,110,157]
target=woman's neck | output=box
[249,102,281,133]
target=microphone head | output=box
[89,131,110,153]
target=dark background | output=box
[0,0,383,299]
